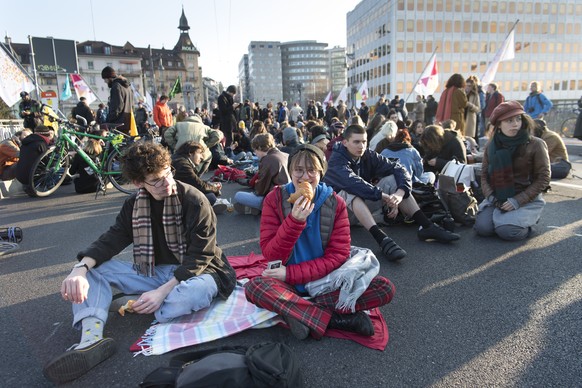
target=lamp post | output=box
[148,45,164,102]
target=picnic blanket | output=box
[131,252,389,355]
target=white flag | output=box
[413,53,439,96]
[357,80,368,103]
[481,30,515,85]
[334,86,348,106]
[322,91,333,106]
[0,46,35,106]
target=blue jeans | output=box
[234,191,264,210]
[72,260,218,328]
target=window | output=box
[104,46,111,55]
[84,45,92,54]
[88,61,94,70]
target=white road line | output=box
[550,181,582,190]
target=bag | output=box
[212,165,247,182]
[140,342,304,388]
[437,175,478,226]
[440,159,478,190]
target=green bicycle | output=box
[26,119,135,197]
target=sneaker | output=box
[285,316,310,340]
[380,236,407,261]
[234,202,260,215]
[43,338,116,384]
[328,311,374,337]
[213,199,229,215]
[418,223,460,243]
[0,227,23,243]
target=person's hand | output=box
[291,196,314,222]
[132,289,166,314]
[427,158,437,167]
[262,265,286,281]
[499,201,515,212]
[61,268,90,304]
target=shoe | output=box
[234,202,260,215]
[418,223,460,243]
[43,338,116,384]
[328,311,374,337]
[213,199,229,215]
[380,236,407,261]
[0,227,22,243]
[285,316,310,340]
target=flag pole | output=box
[406,46,438,103]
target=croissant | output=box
[287,181,314,204]
[118,300,136,316]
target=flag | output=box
[70,73,97,104]
[334,85,348,106]
[145,91,154,111]
[0,45,35,107]
[481,29,515,85]
[414,53,439,96]
[61,73,72,101]
[356,80,368,105]
[169,77,182,99]
[322,91,333,106]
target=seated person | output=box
[323,124,460,262]
[474,101,550,241]
[280,125,301,154]
[42,142,236,385]
[245,144,395,339]
[380,129,435,184]
[232,122,254,162]
[370,120,398,153]
[233,133,290,215]
[0,130,31,181]
[209,130,234,169]
[172,141,228,214]
[69,131,106,194]
[421,124,467,173]
[15,125,54,188]
[533,119,571,179]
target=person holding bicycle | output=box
[43,142,236,384]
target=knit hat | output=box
[288,144,328,175]
[311,134,329,146]
[34,125,52,136]
[283,127,298,143]
[101,66,117,79]
[489,101,525,127]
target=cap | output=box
[101,66,117,79]
[489,101,525,127]
[20,91,28,98]
[288,144,328,175]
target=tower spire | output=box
[178,6,190,32]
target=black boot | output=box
[328,311,374,336]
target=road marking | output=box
[550,181,582,190]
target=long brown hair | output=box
[420,125,445,154]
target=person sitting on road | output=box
[533,119,571,179]
[14,125,54,190]
[171,141,229,214]
[68,129,107,194]
[420,124,467,174]
[245,144,395,339]
[231,121,254,162]
[474,101,550,241]
[323,124,460,262]
[0,130,31,181]
[380,129,435,185]
[233,133,290,215]
[42,142,236,385]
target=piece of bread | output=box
[118,299,136,316]
[287,181,314,204]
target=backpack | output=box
[437,175,479,226]
[212,165,248,182]
[139,342,304,388]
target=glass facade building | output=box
[247,41,283,105]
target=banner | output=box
[322,91,333,106]
[169,77,182,99]
[413,53,439,96]
[0,45,35,106]
[70,73,97,104]
[481,30,515,85]
[334,85,348,106]
[61,73,72,101]
[356,80,369,105]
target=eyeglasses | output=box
[292,167,319,178]
[143,166,175,188]
[502,116,522,124]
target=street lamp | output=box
[148,45,164,102]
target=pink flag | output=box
[70,73,97,104]
[414,53,438,96]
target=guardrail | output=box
[0,119,23,140]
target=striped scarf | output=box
[487,128,530,202]
[132,185,186,276]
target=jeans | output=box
[72,260,218,328]
[234,191,264,210]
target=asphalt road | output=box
[1,141,581,387]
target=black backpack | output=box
[140,342,304,388]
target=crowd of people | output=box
[0,67,575,385]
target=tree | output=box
[0,98,16,119]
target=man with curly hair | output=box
[43,142,236,385]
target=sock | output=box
[369,225,389,245]
[76,317,104,349]
[411,210,433,229]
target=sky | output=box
[1,0,361,86]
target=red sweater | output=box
[260,186,351,286]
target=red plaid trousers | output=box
[245,276,395,338]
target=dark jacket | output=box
[19,99,43,130]
[254,147,290,196]
[77,181,236,300]
[425,98,438,124]
[72,101,95,126]
[217,91,236,144]
[106,76,133,134]
[424,129,467,172]
[323,143,412,201]
[172,154,220,195]
[69,153,100,193]
[15,134,50,185]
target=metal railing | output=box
[0,119,23,140]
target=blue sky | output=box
[1,0,361,85]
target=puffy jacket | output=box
[323,143,412,201]
[260,184,350,286]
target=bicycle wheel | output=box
[105,148,135,194]
[560,117,577,138]
[28,147,69,197]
